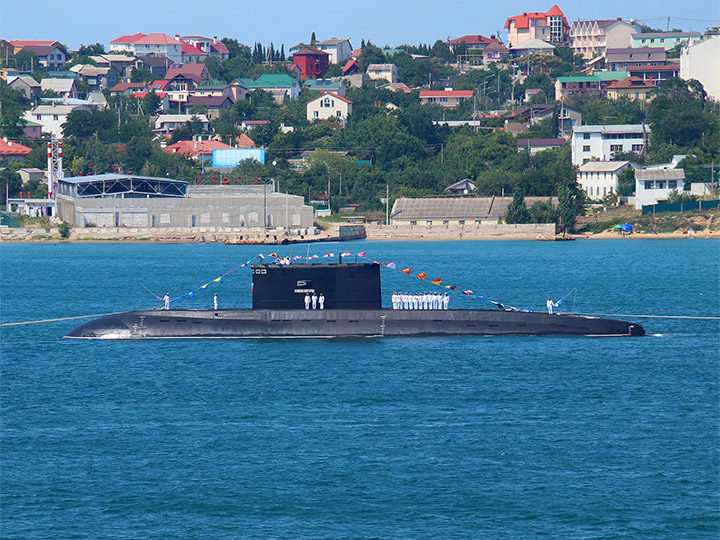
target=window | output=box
[632,144,644,152]
[669,181,677,189]
[426,220,433,226]
[583,133,590,140]
[610,144,622,153]
[53,115,59,121]
[656,181,666,189]
[410,220,417,225]
[458,220,465,225]
[583,145,590,152]
[36,114,42,120]
[442,220,449,225]
[336,111,342,117]
[313,111,318,118]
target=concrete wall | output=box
[367,223,556,238]
[58,192,314,229]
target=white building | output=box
[306,93,352,122]
[315,38,353,64]
[680,35,720,101]
[154,114,210,134]
[109,33,183,63]
[635,168,686,209]
[23,102,101,137]
[366,63,399,83]
[571,124,650,166]
[570,18,640,60]
[576,161,633,200]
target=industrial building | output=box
[56,173,314,229]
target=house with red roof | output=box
[235,134,256,148]
[0,137,33,163]
[179,42,208,64]
[10,40,67,70]
[165,63,212,90]
[419,89,473,108]
[109,82,148,96]
[606,76,657,103]
[109,33,183,63]
[341,58,360,76]
[178,36,230,59]
[447,34,501,51]
[306,92,352,122]
[164,138,233,163]
[504,5,569,47]
[291,48,330,79]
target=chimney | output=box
[213,36,218,44]
[8,141,12,147]
[2,136,7,142]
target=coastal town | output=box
[0,6,718,241]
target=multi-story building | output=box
[680,35,720,101]
[109,33,183,63]
[605,76,657,103]
[315,38,353,64]
[605,47,666,71]
[177,36,230,60]
[571,124,651,166]
[306,92,353,122]
[366,63,400,83]
[569,18,640,60]
[291,48,330,79]
[576,160,634,200]
[630,32,701,51]
[10,40,68,70]
[555,75,600,101]
[504,5,569,47]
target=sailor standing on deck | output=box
[443,293,450,310]
[319,293,325,310]
[392,292,398,309]
[547,297,558,314]
[213,293,218,310]
[304,293,311,310]
[163,293,170,310]
[312,292,318,309]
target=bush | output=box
[58,221,71,238]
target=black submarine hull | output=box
[65,308,645,339]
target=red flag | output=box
[308,255,319,259]
[341,251,351,256]
[323,253,334,257]
[463,290,473,295]
[416,272,427,280]
[430,278,442,285]
[357,252,366,257]
[401,268,411,274]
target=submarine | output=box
[65,262,645,339]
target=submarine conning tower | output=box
[251,262,382,310]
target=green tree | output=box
[0,81,30,138]
[616,167,635,196]
[143,91,162,114]
[505,190,531,224]
[358,45,386,71]
[647,78,718,152]
[557,184,578,232]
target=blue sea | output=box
[1,239,718,539]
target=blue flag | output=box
[188,291,195,298]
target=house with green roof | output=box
[246,73,301,103]
[555,75,600,100]
[302,79,346,95]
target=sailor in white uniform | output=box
[547,297,557,314]
[304,293,311,310]
[392,292,398,309]
[319,293,325,310]
[163,293,171,310]
[312,293,318,309]
[213,293,218,310]
[443,293,450,310]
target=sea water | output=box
[1,239,718,539]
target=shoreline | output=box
[2,230,718,243]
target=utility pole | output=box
[385,182,389,225]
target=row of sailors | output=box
[392,292,449,310]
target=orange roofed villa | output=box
[504,5,569,47]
